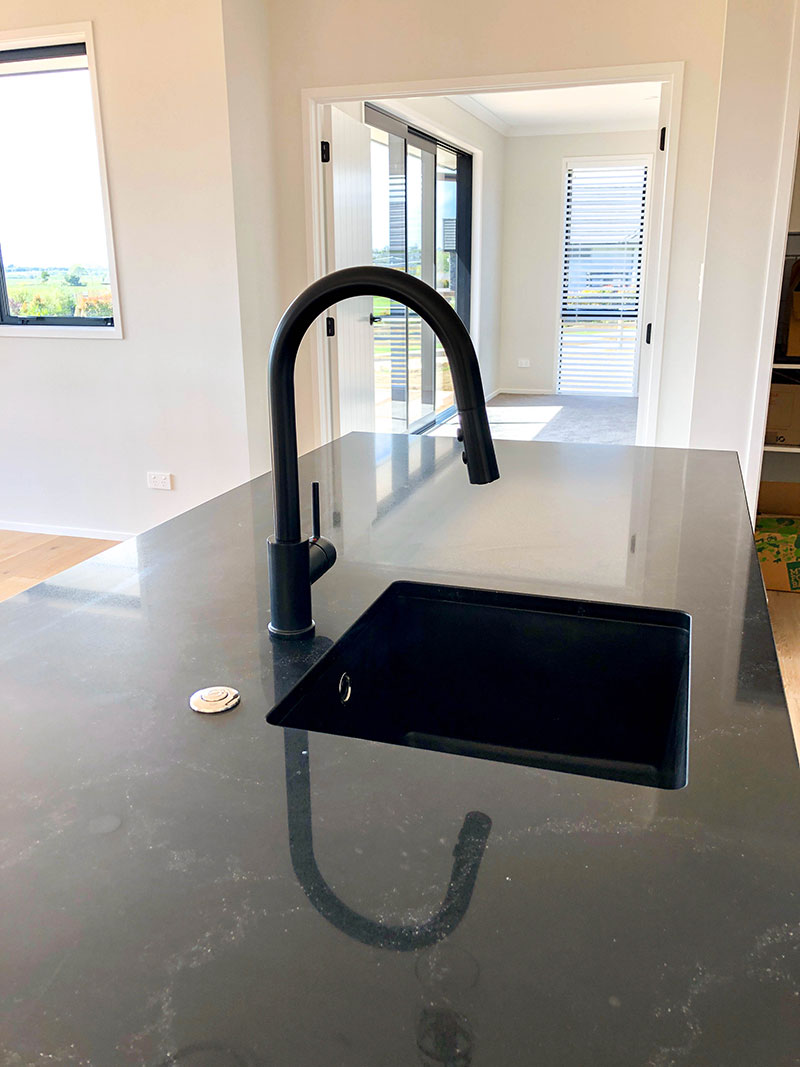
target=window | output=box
[0,40,116,329]
[558,160,649,396]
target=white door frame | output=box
[302,62,684,447]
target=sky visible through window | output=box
[0,67,107,265]
[0,63,112,320]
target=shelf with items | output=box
[763,234,800,477]
[773,232,800,364]
[771,366,800,384]
[759,233,800,512]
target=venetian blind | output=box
[557,162,648,396]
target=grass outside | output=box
[6,267,112,318]
[372,296,454,417]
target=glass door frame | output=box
[365,103,473,434]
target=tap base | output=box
[268,619,316,640]
[267,536,314,638]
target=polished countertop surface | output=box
[1,433,799,1066]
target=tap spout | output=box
[267,265,499,638]
[269,266,499,544]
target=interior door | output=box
[324,105,374,437]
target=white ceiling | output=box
[447,83,662,137]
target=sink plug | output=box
[189,685,240,714]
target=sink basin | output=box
[267,581,690,789]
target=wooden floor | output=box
[0,529,118,603]
[766,590,800,754]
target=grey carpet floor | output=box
[429,393,638,445]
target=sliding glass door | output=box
[366,105,471,433]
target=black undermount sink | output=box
[267,582,691,789]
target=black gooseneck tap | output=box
[267,265,500,638]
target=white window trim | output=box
[0,22,122,340]
[553,153,654,397]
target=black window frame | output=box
[364,103,473,331]
[0,42,114,328]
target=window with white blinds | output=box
[557,161,648,396]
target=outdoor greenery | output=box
[5,265,112,318]
[372,246,454,291]
[371,293,454,413]
[369,252,457,421]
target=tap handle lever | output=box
[308,482,336,587]
[311,481,321,541]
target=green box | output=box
[755,515,800,592]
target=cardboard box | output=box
[765,384,800,446]
[759,480,800,514]
[755,515,800,591]
[787,291,800,356]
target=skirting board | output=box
[0,519,134,541]
[490,388,552,396]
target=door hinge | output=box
[659,126,667,152]
[326,316,335,337]
[645,322,653,345]
[320,140,330,163]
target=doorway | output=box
[310,66,681,448]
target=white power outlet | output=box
[147,471,173,491]
[517,358,531,368]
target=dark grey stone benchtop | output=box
[1,433,798,1065]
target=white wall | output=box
[371,95,506,397]
[0,0,260,538]
[691,0,800,511]
[498,130,657,393]
[266,0,727,454]
[4,0,797,535]
[221,0,279,478]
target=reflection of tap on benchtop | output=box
[282,728,491,950]
[282,728,488,1063]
